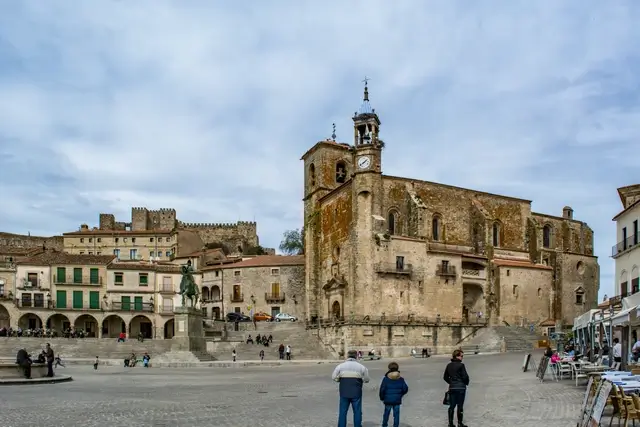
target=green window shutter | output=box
[121,296,131,310]
[89,268,99,284]
[56,267,66,283]
[56,290,67,309]
[73,291,83,309]
[134,296,143,311]
[89,291,99,309]
[139,274,148,286]
[73,268,83,283]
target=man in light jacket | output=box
[332,350,370,427]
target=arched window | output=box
[432,215,441,241]
[492,221,501,247]
[542,225,552,248]
[388,211,396,235]
[309,163,316,187]
[336,161,347,184]
[537,288,542,297]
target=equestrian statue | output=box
[179,259,200,308]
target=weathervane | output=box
[331,123,336,141]
[362,76,370,86]
[362,76,370,101]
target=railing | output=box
[612,235,639,257]
[159,306,175,314]
[0,261,15,269]
[436,264,457,276]
[108,302,154,312]
[265,292,285,303]
[15,299,53,309]
[202,296,222,303]
[55,275,103,285]
[462,269,480,277]
[305,315,489,328]
[375,263,413,275]
[230,293,244,303]
[159,285,175,294]
[16,280,49,291]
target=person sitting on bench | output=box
[421,348,430,358]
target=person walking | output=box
[232,349,237,362]
[332,349,370,427]
[285,345,291,360]
[444,349,470,427]
[378,361,409,427]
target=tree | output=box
[244,245,267,255]
[279,229,304,255]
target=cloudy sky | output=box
[0,1,637,299]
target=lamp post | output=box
[46,292,51,309]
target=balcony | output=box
[0,260,15,269]
[109,302,154,313]
[16,279,49,291]
[612,235,639,257]
[230,293,244,303]
[436,264,457,277]
[461,268,486,279]
[159,285,175,294]
[265,292,285,303]
[16,299,53,309]
[55,275,103,286]
[375,263,413,275]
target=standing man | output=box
[444,349,470,427]
[16,348,32,379]
[332,349,370,427]
[613,337,622,370]
[45,343,55,377]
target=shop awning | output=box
[612,306,638,326]
[573,309,600,330]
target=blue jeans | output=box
[382,404,400,427]
[338,396,362,427]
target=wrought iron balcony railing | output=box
[612,235,639,257]
[374,263,413,275]
[436,264,457,276]
[230,293,244,303]
[265,292,285,303]
[108,302,154,312]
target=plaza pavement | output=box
[0,352,582,427]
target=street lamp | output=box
[609,303,615,367]
[250,295,256,304]
[46,292,51,309]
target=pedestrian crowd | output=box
[331,348,470,427]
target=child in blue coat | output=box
[379,361,409,427]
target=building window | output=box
[88,251,93,255]
[336,161,347,184]
[150,251,155,257]
[388,211,396,235]
[97,238,101,242]
[114,249,120,258]
[432,215,441,241]
[79,251,84,255]
[575,292,584,305]
[309,163,316,187]
[150,237,154,242]
[512,285,518,296]
[97,251,101,255]
[234,271,241,276]
[622,281,629,297]
[139,273,148,286]
[215,270,220,277]
[89,238,93,243]
[271,268,279,275]
[132,238,136,243]
[632,277,639,294]
[623,227,628,250]
[130,249,137,260]
[157,252,162,258]
[634,220,639,245]
[166,251,171,257]
[114,272,123,285]
[115,238,119,243]
[542,225,552,248]
[396,256,405,270]
[492,221,501,247]
[537,288,542,297]
[166,237,171,242]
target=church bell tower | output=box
[352,78,382,175]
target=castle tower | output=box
[349,80,384,316]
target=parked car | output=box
[226,312,251,322]
[253,312,273,322]
[274,313,297,322]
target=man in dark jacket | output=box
[16,348,32,379]
[45,343,55,377]
[379,361,409,427]
[332,349,370,427]
[444,349,470,427]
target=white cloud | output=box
[1,1,639,300]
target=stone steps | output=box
[457,326,543,353]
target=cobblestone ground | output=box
[0,352,582,427]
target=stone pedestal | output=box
[171,307,206,353]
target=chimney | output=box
[562,206,573,220]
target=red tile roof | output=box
[218,255,304,269]
[492,258,553,270]
[17,250,115,266]
[63,229,173,236]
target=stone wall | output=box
[0,233,63,251]
[316,323,481,357]
[179,221,259,253]
[495,265,554,326]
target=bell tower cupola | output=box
[353,77,381,147]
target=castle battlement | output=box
[178,221,256,230]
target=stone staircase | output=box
[0,337,173,359]
[207,321,338,361]
[458,325,544,353]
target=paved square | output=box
[0,352,581,427]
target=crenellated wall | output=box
[0,233,63,251]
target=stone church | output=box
[301,83,599,354]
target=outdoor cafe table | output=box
[610,380,640,392]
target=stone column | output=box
[171,307,206,353]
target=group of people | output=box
[15,343,59,379]
[245,333,273,346]
[0,326,92,338]
[124,352,151,368]
[331,349,470,427]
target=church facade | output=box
[301,84,599,354]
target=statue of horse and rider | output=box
[179,260,199,308]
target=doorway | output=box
[271,306,281,317]
[332,301,341,319]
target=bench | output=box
[461,345,480,355]
[411,348,432,358]
[0,363,48,379]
